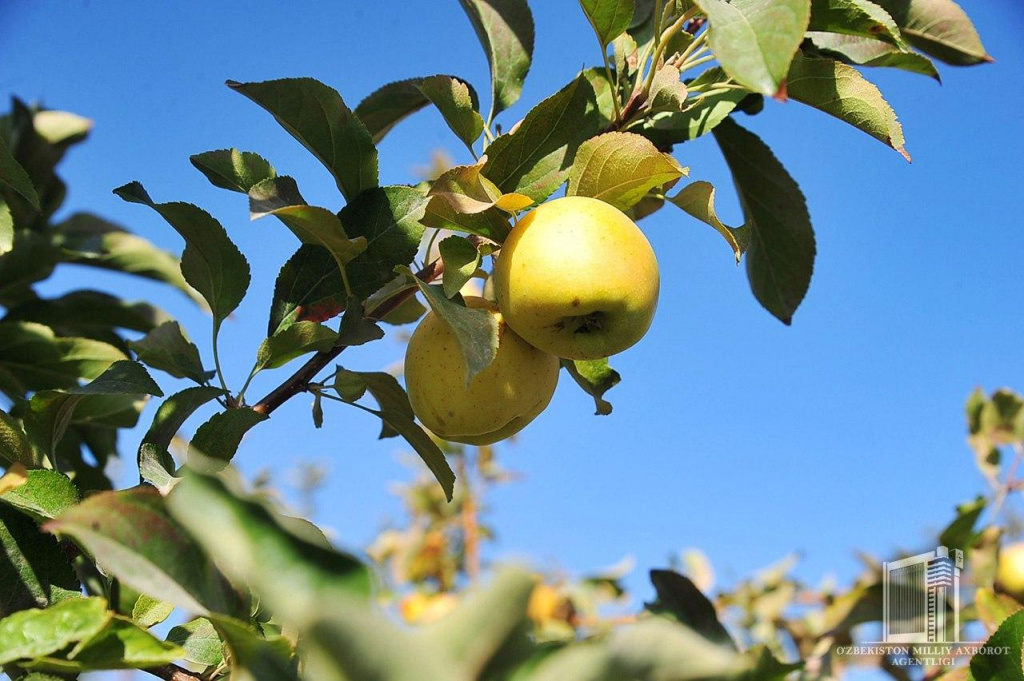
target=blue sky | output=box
[3,0,1023,661]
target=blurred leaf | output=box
[787,53,909,160]
[187,408,268,467]
[0,322,126,396]
[46,486,241,616]
[439,236,482,298]
[228,78,378,201]
[340,186,430,299]
[0,201,12,256]
[808,31,941,79]
[419,75,485,152]
[939,496,986,553]
[55,212,198,303]
[872,0,990,65]
[249,176,368,273]
[0,598,109,665]
[402,274,499,386]
[166,473,372,621]
[114,181,250,326]
[483,74,601,202]
[130,321,206,383]
[0,229,59,304]
[333,368,456,501]
[0,504,81,617]
[738,645,804,680]
[167,617,224,667]
[669,180,750,263]
[562,358,620,416]
[970,609,1024,680]
[210,614,297,680]
[647,570,736,649]
[32,110,92,146]
[693,0,811,96]
[0,469,79,522]
[268,244,347,336]
[567,131,685,211]
[0,137,40,210]
[0,407,34,466]
[256,322,337,372]
[131,593,175,628]
[975,587,1022,633]
[808,0,905,46]
[713,119,815,325]
[458,0,535,118]
[336,296,385,347]
[190,148,276,193]
[356,78,434,143]
[579,0,634,47]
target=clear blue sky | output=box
[3,0,1023,659]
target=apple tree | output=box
[0,0,1008,679]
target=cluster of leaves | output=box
[0,0,996,678]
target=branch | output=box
[144,664,203,681]
[252,258,445,416]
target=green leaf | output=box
[167,617,224,667]
[114,182,250,325]
[332,369,456,501]
[335,297,385,347]
[4,291,170,349]
[975,588,1023,632]
[0,598,110,665]
[0,504,81,617]
[419,76,485,152]
[131,593,175,628]
[483,74,601,202]
[187,408,268,467]
[0,201,13,255]
[739,645,804,680]
[23,616,186,672]
[130,321,206,383]
[249,176,368,274]
[646,570,736,649]
[439,236,482,298]
[209,614,298,681]
[693,0,811,96]
[0,407,34,466]
[971,609,1024,680]
[872,0,990,65]
[579,0,635,47]
[787,52,909,160]
[669,180,751,263]
[638,68,749,146]
[424,162,524,240]
[141,385,226,454]
[562,358,620,416]
[648,65,689,114]
[938,496,986,553]
[166,472,372,620]
[808,0,905,46]
[190,148,277,193]
[45,486,241,616]
[355,78,434,144]
[268,244,347,336]
[0,469,80,522]
[458,0,535,118]
[0,323,126,396]
[0,137,40,210]
[808,32,941,80]
[402,274,499,386]
[32,110,92,146]
[713,119,815,325]
[227,78,378,201]
[55,212,199,303]
[138,444,179,493]
[256,322,337,372]
[339,186,430,299]
[567,132,685,212]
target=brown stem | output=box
[252,259,444,416]
[144,664,203,681]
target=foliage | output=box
[0,1,1003,679]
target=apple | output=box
[493,196,660,360]
[997,542,1024,601]
[404,296,559,445]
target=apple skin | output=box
[404,297,559,445]
[493,196,660,360]
[997,542,1024,601]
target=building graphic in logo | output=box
[882,546,964,644]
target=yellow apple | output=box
[404,297,559,445]
[997,542,1024,601]
[493,196,660,360]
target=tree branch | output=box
[252,258,445,416]
[144,664,203,681]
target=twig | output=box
[252,259,444,416]
[144,664,203,681]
